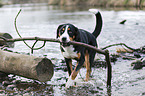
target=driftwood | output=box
[116,47,134,53]
[102,43,145,54]
[0,33,14,47]
[0,49,54,82]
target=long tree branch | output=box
[0,37,106,55]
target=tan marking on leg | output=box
[69,59,73,73]
[85,50,90,81]
[71,63,80,80]
[77,52,81,59]
[66,63,79,88]
[71,71,79,80]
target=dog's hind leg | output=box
[85,50,90,81]
[65,58,73,76]
[89,51,96,76]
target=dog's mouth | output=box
[60,42,70,47]
[60,37,70,47]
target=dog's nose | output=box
[62,37,67,42]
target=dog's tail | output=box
[89,9,103,38]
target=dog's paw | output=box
[65,76,75,88]
[84,78,89,82]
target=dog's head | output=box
[56,23,79,47]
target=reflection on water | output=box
[0,4,145,96]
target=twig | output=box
[0,37,59,43]
[14,9,47,53]
[0,45,8,49]
[14,9,31,49]
[101,43,138,51]
[31,40,38,54]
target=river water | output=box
[0,4,145,96]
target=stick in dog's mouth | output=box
[60,41,70,47]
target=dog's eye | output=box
[68,31,72,34]
[60,31,64,34]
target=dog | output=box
[56,9,103,88]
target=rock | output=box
[6,84,16,90]
[140,46,145,53]
[93,60,106,68]
[120,20,127,24]
[0,72,8,79]
[131,60,143,70]
[2,81,11,86]
[11,80,21,84]
[142,92,145,95]
[0,33,14,47]
[110,54,119,62]
[133,52,141,58]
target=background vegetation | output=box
[0,0,144,7]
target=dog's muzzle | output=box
[61,37,70,47]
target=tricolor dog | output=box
[56,9,103,88]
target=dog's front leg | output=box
[65,55,85,88]
[65,58,73,76]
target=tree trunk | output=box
[0,50,54,82]
[0,33,14,47]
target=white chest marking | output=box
[61,45,78,58]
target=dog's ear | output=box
[74,27,78,35]
[74,26,80,41]
[56,25,63,38]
